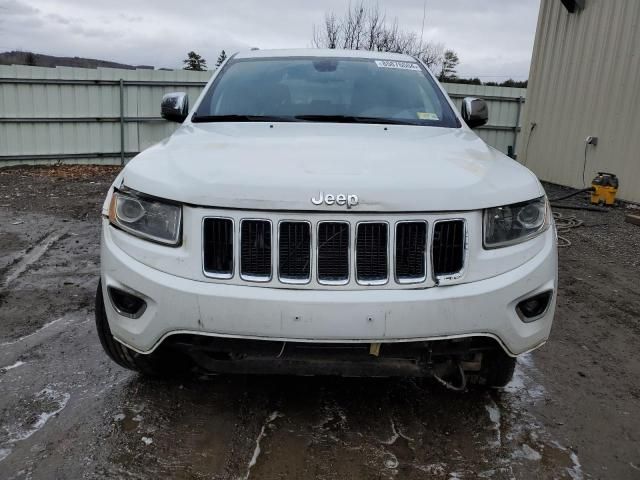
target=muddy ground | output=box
[0,165,638,479]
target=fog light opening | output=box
[108,287,147,319]
[516,290,553,322]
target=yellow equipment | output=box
[591,172,618,206]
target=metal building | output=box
[518,0,640,203]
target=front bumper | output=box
[101,224,557,356]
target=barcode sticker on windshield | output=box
[374,60,421,71]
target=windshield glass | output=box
[193,57,460,127]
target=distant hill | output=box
[0,51,154,70]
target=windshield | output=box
[193,57,460,128]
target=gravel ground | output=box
[0,165,639,479]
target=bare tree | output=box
[312,2,453,74]
[313,12,340,49]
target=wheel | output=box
[95,280,189,377]
[479,349,517,388]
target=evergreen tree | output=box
[215,50,227,67]
[183,51,207,71]
[439,50,460,81]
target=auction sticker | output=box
[374,60,421,71]
[417,112,439,120]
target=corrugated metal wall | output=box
[518,0,640,203]
[0,66,211,166]
[445,83,526,155]
[0,65,525,166]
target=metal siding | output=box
[444,82,525,154]
[1,66,523,166]
[0,65,212,165]
[519,0,640,202]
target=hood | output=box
[122,123,544,212]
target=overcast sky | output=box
[0,0,540,80]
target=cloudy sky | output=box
[0,0,540,80]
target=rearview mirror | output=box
[161,92,189,123]
[461,97,488,129]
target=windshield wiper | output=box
[293,114,419,125]
[191,114,298,123]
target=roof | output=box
[234,48,416,62]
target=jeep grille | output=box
[202,215,465,287]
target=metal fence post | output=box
[119,79,124,166]
[512,96,524,160]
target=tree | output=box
[25,52,37,66]
[312,2,454,73]
[215,50,227,67]
[439,50,459,81]
[183,51,207,71]
[445,77,482,85]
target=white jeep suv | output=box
[95,49,557,388]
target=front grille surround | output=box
[395,220,428,284]
[355,221,390,285]
[278,220,312,284]
[239,219,273,282]
[431,218,467,281]
[201,212,469,289]
[202,217,235,279]
[317,221,351,285]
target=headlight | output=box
[484,196,550,248]
[109,189,182,246]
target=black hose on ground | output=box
[551,203,609,213]
[549,187,594,202]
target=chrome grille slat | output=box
[279,221,311,282]
[395,221,427,282]
[356,222,388,283]
[317,222,350,284]
[240,220,272,280]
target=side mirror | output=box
[461,97,488,129]
[161,92,189,123]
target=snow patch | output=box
[567,451,583,480]
[484,400,501,448]
[0,387,70,463]
[502,354,545,400]
[383,453,399,469]
[512,444,542,461]
[0,448,10,462]
[416,463,446,475]
[0,317,65,347]
[241,411,283,480]
[1,360,25,372]
[1,232,63,289]
[141,437,153,446]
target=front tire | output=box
[95,280,189,377]
[479,349,517,388]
